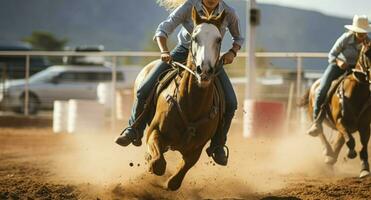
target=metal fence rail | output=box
[0,51,328,128]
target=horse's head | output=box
[355,40,371,84]
[190,7,225,87]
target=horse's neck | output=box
[341,75,370,107]
[177,65,214,120]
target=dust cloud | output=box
[48,123,363,199]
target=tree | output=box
[22,31,68,64]
[22,31,68,51]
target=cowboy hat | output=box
[345,15,371,33]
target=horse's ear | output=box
[192,7,203,25]
[212,10,226,28]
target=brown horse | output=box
[133,9,225,190]
[301,41,371,178]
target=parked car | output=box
[0,65,141,114]
[0,41,50,79]
[63,45,110,66]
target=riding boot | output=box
[115,98,148,147]
[306,109,324,137]
[206,112,233,166]
[306,94,325,137]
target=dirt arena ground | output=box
[0,122,370,200]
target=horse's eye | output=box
[193,36,198,43]
[216,38,222,44]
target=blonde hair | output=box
[156,0,186,11]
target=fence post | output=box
[111,56,117,131]
[296,56,303,120]
[296,56,302,101]
[24,55,30,116]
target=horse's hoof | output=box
[149,157,166,176]
[360,170,370,178]
[325,156,337,165]
[322,148,335,157]
[347,150,357,159]
[308,131,320,137]
[166,178,181,191]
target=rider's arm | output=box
[156,36,172,62]
[328,32,350,64]
[156,36,169,53]
[154,1,192,41]
[230,43,241,55]
[223,9,244,64]
[227,9,244,52]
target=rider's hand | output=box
[161,52,172,63]
[222,51,235,65]
[336,59,348,69]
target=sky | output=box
[256,0,371,18]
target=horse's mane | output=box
[156,0,186,11]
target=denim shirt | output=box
[154,0,244,49]
[328,32,364,65]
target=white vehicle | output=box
[0,65,140,114]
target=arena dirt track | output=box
[0,125,370,200]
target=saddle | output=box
[322,71,354,128]
[142,65,225,143]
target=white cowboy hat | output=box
[344,15,371,33]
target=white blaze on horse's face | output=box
[191,23,222,86]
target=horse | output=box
[133,8,225,190]
[300,41,371,178]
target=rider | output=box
[115,0,244,166]
[307,15,371,136]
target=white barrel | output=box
[97,82,113,108]
[116,91,124,120]
[116,89,133,120]
[67,100,105,134]
[53,101,69,133]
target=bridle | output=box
[172,23,223,79]
[354,44,371,84]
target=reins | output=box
[171,61,196,76]
[171,23,223,79]
[171,59,223,78]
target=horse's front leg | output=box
[146,129,166,176]
[336,121,357,159]
[318,131,336,163]
[359,125,370,178]
[166,146,203,191]
[325,132,345,165]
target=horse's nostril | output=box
[196,66,202,74]
[208,67,214,74]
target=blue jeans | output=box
[128,44,189,131]
[128,44,238,142]
[313,63,346,120]
[210,66,237,147]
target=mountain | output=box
[0,0,169,50]
[0,0,353,69]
